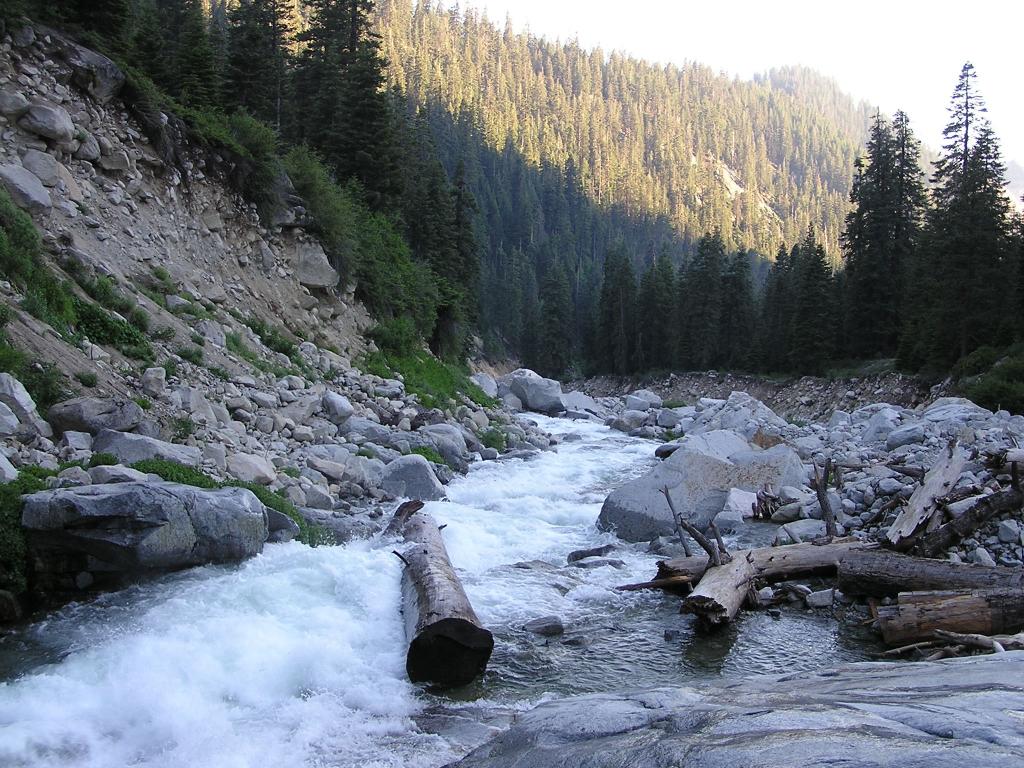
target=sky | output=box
[461,0,1023,171]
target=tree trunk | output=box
[657,538,875,584]
[680,552,755,626]
[393,502,493,688]
[885,443,967,550]
[837,549,1024,598]
[911,485,1023,558]
[876,589,1024,645]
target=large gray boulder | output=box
[380,454,446,501]
[226,453,277,485]
[93,429,202,466]
[47,397,144,435]
[453,654,1024,768]
[0,164,51,213]
[22,482,268,569]
[292,241,339,288]
[503,369,565,414]
[0,373,40,424]
[17,101,75,142]
[470,372,498,398]
[688,391,787,439]
[626,389,662,410]
[45,25,126,103]
[322,391,354,425]
[598,430,805,542]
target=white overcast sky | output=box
[460,0,1023,168]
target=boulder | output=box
[886,422,927,450]
[627,389,663,410]
[380,454,446,501]
[524,616,564,636]
[688,391,787,439]
[598,430,804,542]
[922,397,993,430]
[0,402,20,436]
[88,464,148,484]
[47,26,126,103]
[93,429,202,466]
[0,454,18,483]
[712,487,758,533]
[774,518,831,545]
[561,390,609,419]
[0,373,40,424]
[22,482,267,569]
[610,409,649,433]
[265,508,300,543]
[17,102,75,142]
[452,655,1024,768]
[20,149,60,187]
[503,369,564,414]
[861,407,900,443]
[469,372,498,398]
[47,397,144,435]
[226,453,277,485]
[292,241,339,288]
[0,164,51,213]
[374,379,404,399]
[0,88,29,118]
[321,391,354,425]
[141,367,167,398]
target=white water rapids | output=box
[0,416,872,768]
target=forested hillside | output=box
[373,0,873,355]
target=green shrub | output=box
[209,366,230,381]
[75,371,98,387]
[130,459,219,488]
[17,362,70,411]
[150,326,175,342]
[88,453,118,468]
[190,332,205,347]
[134,397,152,410]
[74,299,153,360]
[662,398,687,409]
[171,416,195,441]
[243,316,296,358]
[411,446,445,465]
[0,472,47,594]
[79,275,134,315]
[369,316,420,357]
[226,110,283,222]
[177,346,203,365]
[128,307,150,333]
[479,427,507,452]
[362,349,497,410]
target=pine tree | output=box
[717,251,755,369]
[908,63,1014,368]
[789,227,835,374]
[677,231,724,370]
[596,245,637,375]
[176,0,218,108]
[536,262,574,377]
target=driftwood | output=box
[661,487,726,564]
[875,589,1024,645]
[812,458,838,539]
[615,575,693,593]
[680,552,755,625]
[910,465,1022,558]
[392,500,493,688]
[885,442,967,550]
[657,538,876,584]
[836,549,1024,597]
[932,629,1024,653]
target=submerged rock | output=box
[453,654,1024,767]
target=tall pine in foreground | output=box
[902,63,1014,369]
[677,232,725,370]
[789,228,835,374]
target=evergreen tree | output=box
[789,227,835,374]
[596,245,637,375]
[176,0,218,108]
[677,231,724,370]
[129,0,170,92]
[757,244,795,372]
[717,251,755,369]
[536,262,574,377]
[906,63,1013,368]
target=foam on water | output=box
[0,416,877,767]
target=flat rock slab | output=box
[452,653,1024,767]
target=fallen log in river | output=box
[390,501,493,688]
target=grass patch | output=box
[209,366,231,381]
[74,371,98,388]
[150,326,175,342]
[171,417,196,442]
[361,350,496,410]
[190,332,205,347]
[88,452,118,467]
[957,344,1024,414]
[177,346,203,365]
[134,397,151,410]
[662,398,687,409]
[410,446,445,465]
[130,459,219,488]
[226,330,296,378]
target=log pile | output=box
[390,500,494,689]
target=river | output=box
[0,416,877,767]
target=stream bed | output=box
[0,416,881,767]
